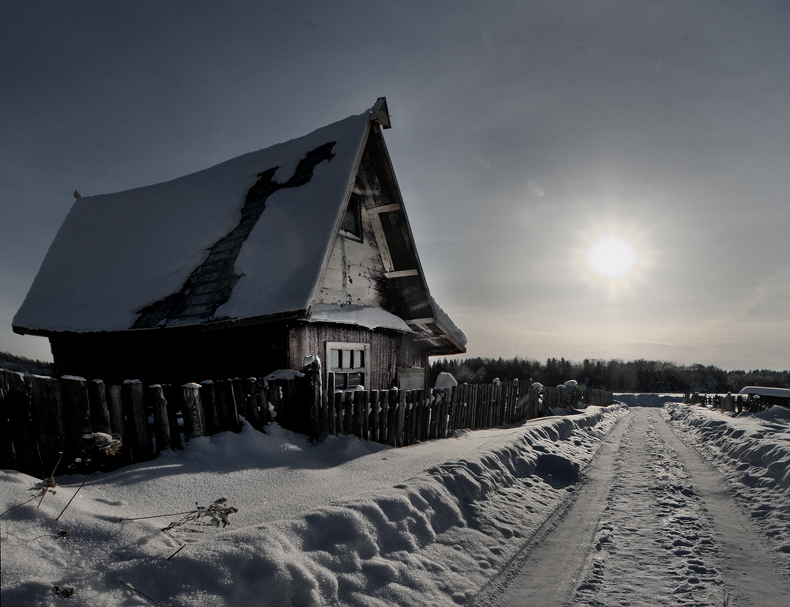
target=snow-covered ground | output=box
[1,396,789,606]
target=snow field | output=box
[0,405,627,607]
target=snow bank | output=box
[0,406,627,606]
[665,402,790,561]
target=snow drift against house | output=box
[13,114,369,333]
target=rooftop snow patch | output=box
[14,113,370,334]
[308,303,411,332]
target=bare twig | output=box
[119,580,166,607]
[24,530,69,543]
[118,510,194,523]
[166,543,186,560]
[38,452,63,509]
[56,472,91,521]
[0,495,38,518]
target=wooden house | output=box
[13,99,466,390]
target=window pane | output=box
[355,349,365,369]
[341,197,361,237]
[334,373,347,390]
[341,350,352,369]
[347,373,363,389]
[330,349,340,369]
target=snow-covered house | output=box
[13,99,466,390]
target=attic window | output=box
[339,195,362,241]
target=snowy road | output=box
[474,406,790,607]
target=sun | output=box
[586,233,638,280]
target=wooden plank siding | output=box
[287,323,427,391]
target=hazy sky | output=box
[2,1,789,371]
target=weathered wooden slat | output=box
[343,391,354,435]
[147,385,171,453]
[27,374,66,474]
[402,391,413,446]
[396,389,406,447]
[5,371,41,476]
[161,384,184,450]
[378,390,389,444]
[199,381,219,435]
[60,376,92,465]
[386,389,397,446]
[122,380,152,462]
[181,383,205,440]
[252,379,272,427]
[280,379,294,433]
[428,391,438,440]
[243,377,263,429]
[303,360,322,440]
[106,383,133,463]
[217,379,240,432]
[360,390,370,441]
[369,390,380,443]
[353,390,365,439]
[333,390,343,435]
[0,370,17,471]
[88,379,112,434]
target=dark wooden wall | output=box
[288,323,428,391]
[48,321,431,390]
[49,323,290,385]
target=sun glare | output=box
[586,233,638,280]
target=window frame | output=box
[326,341,370,391]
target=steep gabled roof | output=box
[14,101,466,353]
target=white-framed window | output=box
[326,342,369,391]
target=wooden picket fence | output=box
[0,365,612,478]
[683,392,762,413]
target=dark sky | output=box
[2,1,789,370]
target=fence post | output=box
[369,390,380,443]
[121,380,152,462]
[353,390,365,439]
[333,389,343,435]
[61,376,92,465]
[396,389,407,447]
[107,384,133,463]
[182,383,205,439]
[4,371,41,476]
[428,391,438,440]
[325,373,335,435]
[88,380,112,435]
[147,385,171,453]
[302,359,323,440]
[387,389,398,446]
[343,391,353,435]
[28,374,67,475]
[161,384,184,450]
[200,381,220,435]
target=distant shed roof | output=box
[739,386,790,399]
[14,113,371,334]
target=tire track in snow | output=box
[573,407,724,607]
[475,407,790,607]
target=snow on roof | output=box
[739,386,790,398]
[431,298,467,348]
[14,113,371,334]
[309,303,412,333]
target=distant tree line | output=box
[429,357,790,394]
[3,349,787,394]
[0,351,53,376]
